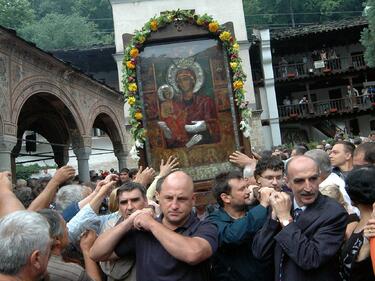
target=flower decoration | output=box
[233,80,244,90]
[219,31,232,41]
[150,20,158,31]
[122,10,252,160]
[127,96,136,106]
[134,112,143,120]
[128,83,137,92]
[208,21,219,33]
[129,48,139,58]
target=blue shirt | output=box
[208,204,272,281]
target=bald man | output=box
[253,156,347,281]
[90,171,218,281]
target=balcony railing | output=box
[278,94,375,120]
[274,54,366,80]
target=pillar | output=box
[73,147,91,182]
[115,151,128,171]
[0,135,17,173]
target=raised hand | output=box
[229,151,257,168]
[134,167,156,187]
[159,156,179,177]
[52,165,75,185]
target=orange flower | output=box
[150,20,158,31]
[126,61,135,69]
[208,21,219,33]
[233,80,244,90]
[134,112,143,120]
[129,48,139,58]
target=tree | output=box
[244,0,366,28]
[0,0,35,29]
[28,0,76,18]
[19,13,106,50]
[72,0,113,31]
[361,1,375,67]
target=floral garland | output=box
[123,10,251,160]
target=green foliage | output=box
[0,0,35,29]
[1,0,114,50]
[16,163,56,180]
[361,1,375,67]
[19,13,106,50]
[244,0,366,27]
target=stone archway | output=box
[14,92,83,168]
[89,105,128,170]
[11,76,85,134]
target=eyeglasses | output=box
[259,175,283,182]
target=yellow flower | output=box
[138,36,145,44]
[233,80,244,90]
[208,21,219,33]
[134,112,143,120]
[233,43,239,51]
[129,48,139,58]
[219,31,231,41]
[128,83,137,92]
[230,62,238,70]
[128,96,136,105]
[150,20,158,31]
[126,61,135,69]
[196,18,204,25]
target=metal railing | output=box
[278,94,375,120]
[274,54,366,80]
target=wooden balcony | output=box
[278,94,375,121]
[274,54,366,81]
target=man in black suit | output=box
[252,155,348,281]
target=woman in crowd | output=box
[340,166,375,281]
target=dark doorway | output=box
[349,119,360,136]
[329,88,342,99]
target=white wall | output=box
[110,0,248,53]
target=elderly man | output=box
[208,170,274,281]
[253,156,348,281]
[90,171,218,281]
[0,210,51,281]
[39,208,100,281]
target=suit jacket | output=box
[252,194,348,281]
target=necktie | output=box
[279,208,303,281]
[293,208,303,222]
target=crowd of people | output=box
[1,136,375,281]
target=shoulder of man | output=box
[48,256,92,281]
[315,194,348,219]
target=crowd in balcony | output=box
[275,46,365,79]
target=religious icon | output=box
[137,38,239,180]
[157,57,220,149]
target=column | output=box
[115,151,128,171]
[73,147,91,182]
[0,135,17,173]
